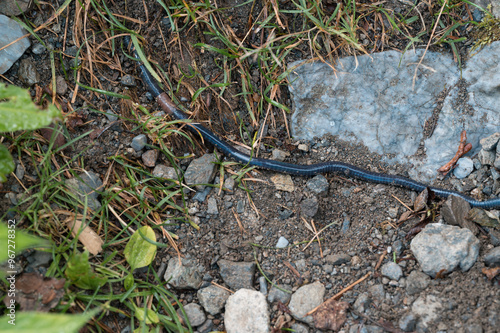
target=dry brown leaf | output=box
[413,188,428,212]
[312,300,349,331]
[68,219,103,255]
[40,123,67,150]
[482,267,500,280]
[3,273,65,311]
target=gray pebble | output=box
[406,270,430,295]
[18,58,40,86]
[131,134,147,151]
[177,303,206,327]
[484,247,500,266]
[121,74,136,87]
[276,236,289,248]
[258,276,268,295]
[207,197,218,215]
[267,284,292,304]
[381,261,403,281]
[479,132,500,151]
[300,197,318,217]
[32,43,46,55]
[305,175,329,195]
[399,312,417,332]
[454,157,474,179]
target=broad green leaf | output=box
[65,250,108,290]
[0,309,98,333]
[124,226,157,271]
[0,84,60,132]
[134,304,160,324]
[0,222,46,262]
[124,272,134,290]
[0,144,15,183]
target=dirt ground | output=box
[1,0,499,332]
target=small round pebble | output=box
[454,157,474,179]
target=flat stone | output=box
[184,154,217,191]
[164,258,202,289]
[0,15,30,74]
[0,0,32,15]
[288,281,325,325]
[197,285,230,315]
[410,223,480,278]
[225,289,270,333]
[270,174,294,192]
[218,259,255,290]
[289,41,500,183]
[153,164,179,180]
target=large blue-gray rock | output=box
[289,41,500,183]
[0,15,31,74]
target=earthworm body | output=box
[128,39,500,209]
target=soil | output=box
[1,0,499,332]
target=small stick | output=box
[306,272,372,316]
[437,129,472,176]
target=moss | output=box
[471,5,500,54]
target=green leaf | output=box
[124,272,134,290]
[0,222,46,262]
[0,144,15,183]
[0,84,60,132]
[65,250,108,290]
[133,304,160,324]
[124,226,157,271]
[0,309,98,333]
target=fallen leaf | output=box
[482,267,500,280]
[67,219,103,255]
[40,123,67,150]
[413,188,428,212]
[124,226,157,271]
[397,210,413,223]
[3,273,65,311]
[312,300,349,331]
